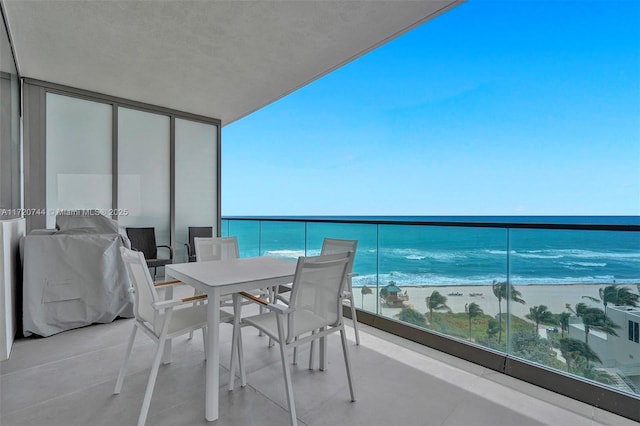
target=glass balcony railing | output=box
[221,217,640,403]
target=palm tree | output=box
[574,303,620,344]
[526,305,554,334]
[613,286,640,307]
[361,285,372,308]
[425,290,450,321]
[486,318,501,343]
[582,284,639,314]
[558,312,570,338]
[467,302,483,341]
[492,280,525,343]
[559,338,601,373]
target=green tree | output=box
[425,290,450,321]
[526,305,554,334]
[397,307,427,328]
[559,338,601,373]
[582,284,640,314]
[361,285,372,308]
[558,312,571,338]
[511,330,556,365]
[574,304,620,344]
[492,280,526,343]
[486,318,501,342]
[467,302,483,341]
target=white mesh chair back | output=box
[321,237,357,277]
[287,252,351,343]
[120,246,160,329]
[194,236,239,262]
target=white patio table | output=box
[166,256,296,421]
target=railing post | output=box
[376,223,380,316]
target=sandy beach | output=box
[352,283,607,319]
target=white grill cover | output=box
[21,214,133,337]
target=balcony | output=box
[219,216,640,421]
[1,293,636,426]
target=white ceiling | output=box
[3,0,463,125]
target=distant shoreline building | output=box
[568,305,640,390]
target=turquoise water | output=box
[222,216,640,287]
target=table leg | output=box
[206,288,220,421]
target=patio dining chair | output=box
[192,236,240,309]
[192,236,270,338]
[126,227,173,280]
[114,247,245,426]
[184,226,213,262]
[277,238,359,367]
[194,235,239,262]
[235,252,356,426]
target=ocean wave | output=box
[513,249,640,262]
[351,272,639,287]
[386,248,466,262]
[264,249,305,259]
[560,261,607,268]
[485,250,508,255]
[514,252,564,259]
[353,272,505,287]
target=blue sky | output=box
[222,0,640,216]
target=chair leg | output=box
[276,316,297,426]
[114,323,138,394]
[349,292,360,345]
[308,331,316,370]
[292,336,299,365]
[319,327,328,371]
[340,327,356,402]
[189,292,204,340]
[229,325,246,391]
[237,325,246,387]
[258,304,265,337]
[137,333,168,426]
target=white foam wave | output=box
[264,249,305,259]
[560,261,607,268]
[514,252,564,259]
[485,250,507,255]
[513,249,640,262]
[351,272,640,287]
[387,248,466,262]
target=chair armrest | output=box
[239,291,292,314]
[153,294,207,310]
[154,279,182,287]
[181,294,208,303]
[239,291,269,306]
[184,242,192,255]
[267,302,292,314]
[157,244,174,259]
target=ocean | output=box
[222,216,640,288]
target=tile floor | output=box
[1,303,637,426]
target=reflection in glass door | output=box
[175,118,218,262]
